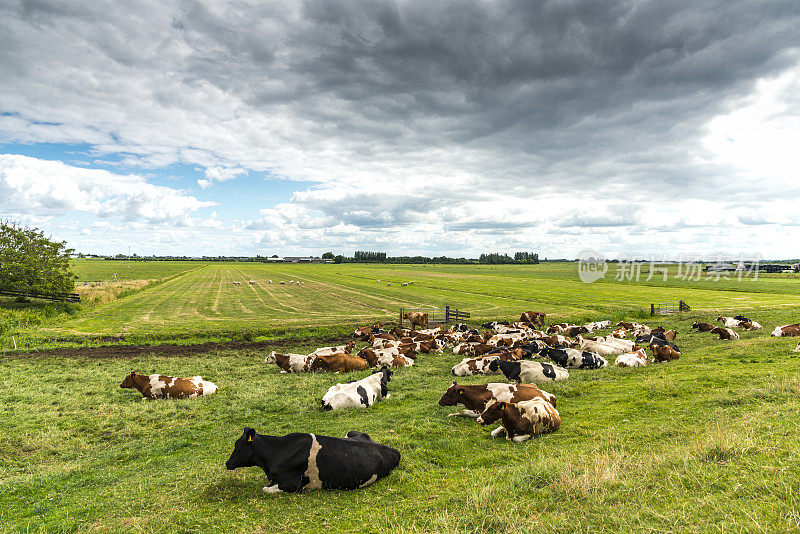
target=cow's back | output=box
[315,435,401,489]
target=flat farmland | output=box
[70,259,200,282]
[4,312,800,532]
[40,261,800,339]
[5,261,800,532]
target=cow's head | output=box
[438,382,466,406]
[120,372,139,389]
[226,428,259,470]
[476,400,505,426]
[379,365,393,384]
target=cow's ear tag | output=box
[247,435,253,442]
[458,389,464,394]
[500,404,505,410]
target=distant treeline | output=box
[333,251,543,264]
[78,252,560,264]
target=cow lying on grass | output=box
[519,311,546,326]
[312,342,356,357]
[452,355,502,376]
[651,344,681,362]
[438,382,555,418]
[357,348,414,368]
[476,398,561,442]
[311,353,369,372]
[539,346,608,369]
[120,372,218,399]
[322,367,392,410]
[267,352,316,373]
[692,322,715,332]
[710,326,739,340]
[488,359,569,383]
[615,348,648,367]
[795,341,800,353]
[225,428,400,493]
[771,324,800,337]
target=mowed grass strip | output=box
[3,311,800,532]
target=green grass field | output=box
[5,260,799,350]
[3,262,800,532]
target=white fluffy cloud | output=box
[0,154,215,223]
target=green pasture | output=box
[5,262,798,350]
[4,261,800,532]
[3,312,800,532]
[69,259,200,283]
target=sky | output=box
[1,0,799,259]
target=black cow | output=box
[733,315,751,323]
[225,428,401,493]
[540,346,608,369]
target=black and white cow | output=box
[539,346,607,369]
[321,367,392,410]
[225,428,401,493]
[488,359,569,383]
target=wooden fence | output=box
[398,305,471,327]
[0,289,81,303]
[650,300,690,316]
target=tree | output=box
[333,255,343,264]
[0,221,76,297]
[321,251,334,259]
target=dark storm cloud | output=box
[2,0,800,256]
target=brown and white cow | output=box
[120,372,218,399]
[771,324,800,337]
[663,329,678,342]
[651,345,681,362]
[614,348,648,367]
[354,323,382,340]
[267,351,316,373]
[438,382,556,418]
[610,328,629,338]
[739,320,763,331]
[453,343,494,356]
[717,315,741,328]
[451,356,501,376]
[692,322,715,332]
[520,311,546,326]
[311,352,370,373]
[476,398,561,442]
[710,326,739,340]
[356,348,414,368]
[794,340,800,353]
[312,342,356,357]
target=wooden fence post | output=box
[445,305,450,322]
[399,308,404,327]
[650,304,655,316]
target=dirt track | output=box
[5,335,353,360]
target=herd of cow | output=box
[117,309,800,493]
